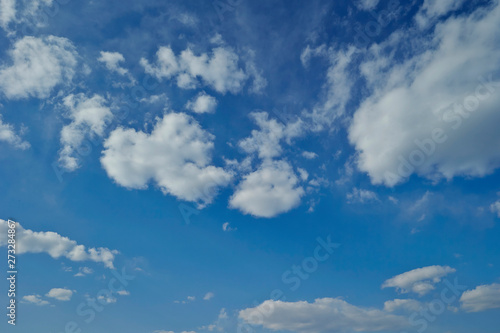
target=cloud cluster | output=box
[101,112,232,206]
[0,35,77,99]
[141,45,248,94]
[0,220,118,268]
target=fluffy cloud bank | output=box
[239,298,408,333]
[0,35,77,99]
[141,45,249,94]
[382,265,456,296]
[348,2,500,186]
[0,219,118,268]
[101,112,232,206]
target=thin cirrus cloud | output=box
[239,298,408,333]
[0,35,78,99]
[382,265,456,296]
[101,112,233,206]
[0,219,118,269]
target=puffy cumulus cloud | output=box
[415,0,465,28]
[0,219,118,268]
[58,93,113,171]
[229,160,305,218]
[140,45,250,94]
[460,283,500,312]
[0,116,30,149]
[490,200,500,218]
[346,187,379,204]
[383,299,423,313]
[46,288,73,301]
[0,35,77,99]
[185,91,217,114]
[22,294,50,306]
[238,111,304,160]
[239,298,408,333]
[349,3,500,186]
[382,265,456,296]
[97,51,129,76]
[101,112,233,206]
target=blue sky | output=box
[0,0,500,332]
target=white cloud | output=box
[74,266,93,277]
[0,0,55,32]
[141,45,249,94]
[46,288,73,301]
[222,222,236,232]
[307,46,356,131]
[22,294,50,306]
[0,0,16,30]
[229,160,305,218]
[117,290,130,296]
[383,299,423,313]
[98,294,117,304]
[490,200,500,218]
[297,167,309,181]
[0,219,118,268]
[239,298,408,333]
[460,283,500,312]
[301,151,318,159]
[187,296,196,301]
[203,292,215,300]
[346,187,379,204]
[98,51,129,76]
[357,0,380,11]
[58,93,113,171]
[101,112,233,206]
[0,35,77,99]
[0,116,30,149]
[415,0,465,28]
[239,111,304,160]
[382,265,456,296]
[185,91,217,114]
[349,3,500,186]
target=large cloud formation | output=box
[348,2,500,186]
